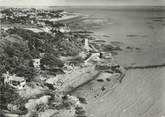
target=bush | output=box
[0,28,84,80]
[0,85,20,109]
[0,40,36,81]
[13,65,36,82]
[54,35,83,56]
[41,54,64,69]
[7,28,83,57]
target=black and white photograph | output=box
[0,0,165,117]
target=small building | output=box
[32,58,41,69]
[99,52,112,59]
[59,26,70,33]
[30,20,34,24]
[1,27,10,31]
[3,72,26,89]
[82,38,92,52]
[41,27,51,33]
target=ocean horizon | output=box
[0,5,165,11]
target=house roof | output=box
[10,75,25,82]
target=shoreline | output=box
[39,14,82,23]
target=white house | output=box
[32,58,41,69]
[59,26,70,33]
[83,38,93,52]
[3,72,26,89]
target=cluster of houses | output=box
[1,8,75,38]
[1,8,64,25]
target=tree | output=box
[41,54,64,69]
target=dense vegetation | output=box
[0,27,85,113]
[1,8,64,24]
[7,28,83,57]
[0,28,84,81]
[0,40,36,81]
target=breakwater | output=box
[125,64,165,70]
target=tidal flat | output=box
[63,6,165,117]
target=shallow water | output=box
[72,67,165,117]
[90,68,165,117]
[62,7,165,117]
[62,7,165,66]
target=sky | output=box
[0,0,164,6]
